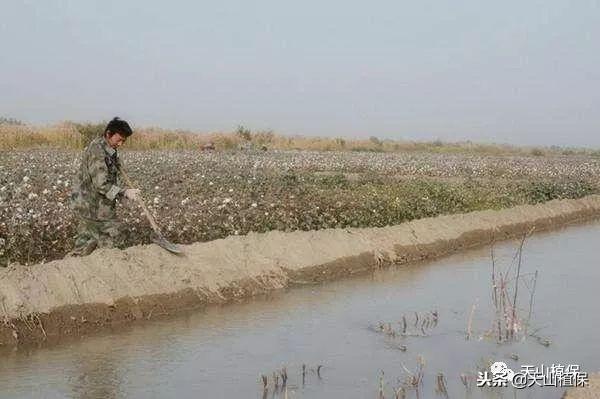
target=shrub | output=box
[530,148,545,157]
[74,122,105,146]
[236,125,252,141]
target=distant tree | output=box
[0,116,24,125]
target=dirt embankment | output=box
[2,195,600,347]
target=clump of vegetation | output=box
[259,364,322,398]
[373,310,439,340]
[236,125,253,141]
[0,117,24,125]
[464,232,551,346]
[487,233,540,344]
[73,122,105,146]
[530,148,545,157]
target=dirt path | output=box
[2,195,600,347]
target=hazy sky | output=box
[1,0,599,146]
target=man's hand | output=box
[123,188,141,200]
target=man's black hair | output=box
[105,117,133,137]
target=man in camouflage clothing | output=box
[69,117,140,256]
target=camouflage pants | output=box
[71,217,124,256]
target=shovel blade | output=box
[153,235,182,254]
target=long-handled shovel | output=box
[119,168,182,254]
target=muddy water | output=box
[1,223,600,399]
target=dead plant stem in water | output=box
[466,301,477,340]
[487,228,538,343]
[525,270,539,336]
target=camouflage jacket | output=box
[70,137,125,221]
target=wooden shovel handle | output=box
[118,168,163,236]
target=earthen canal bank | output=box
[2,195,600,347]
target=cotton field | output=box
[1,148,597,266]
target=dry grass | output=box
[0,124,85,149]
[0,121,596,156]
